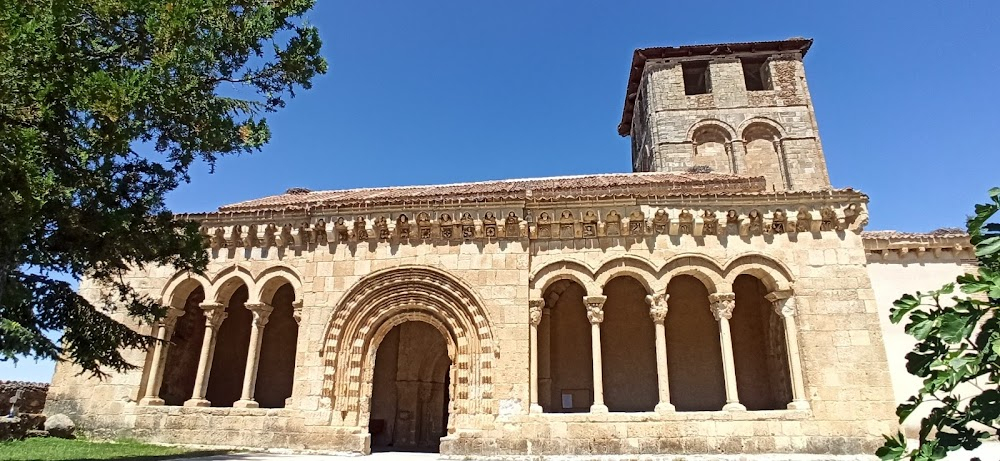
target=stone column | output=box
[286,299,303,408]
[234,302,274,408]
[766,291,810,410]
[645,292,675,413]
[730,139,747,174]
[139,308,184,406]
[585,295,608,413]
[709,293,746,411]
[538,306,552,410]
[528,298,544,414]
[184,302,226,407]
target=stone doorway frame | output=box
[362,314,456,452]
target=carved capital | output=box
[765,290,796,317]
[244,302,274,327]
[708,293,736,321]
[292,299,303,325]
[528,298,545,326]
[584,296,607,324]
[645,291,669,323]
[199,302,227,329]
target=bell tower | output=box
[619,38,831,191]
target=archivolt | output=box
[594,255,661,294]
[530,259,597,297]
[722,253,794,291]
[160,272,211,309]
[320,266,495,420]
[163,263,303,308]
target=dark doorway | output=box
[369,321,451,453]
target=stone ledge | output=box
[502,409,810,423]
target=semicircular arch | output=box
[209,264,256,305]
[595,255,660,294]
[723,253,794,292]
[737,117,787,140]
[687,118,737,142]
[660,253,726,293]
[254,265,303,305]
[530,259,596,298]
[161,271,212,310]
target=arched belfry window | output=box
[742,122,786,190]
[692,125,733,174]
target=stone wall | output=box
[0,381,48,415]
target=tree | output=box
[878,188,1000,460]
[0,1,326,376]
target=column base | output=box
[722,402,747,412]
[138,397,165,406]
[654,402,675,414]
[787,400,810,410]
[590,404,609,414]
[183,398,211,407]
[529,404,543,414]
[233,399,259,409]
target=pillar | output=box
[709,292,746,411]
[766,291,810,410]
[184,302,226,407]
[645,292,675,413]
[138,308,184,406]
[730,139,747,174]
[528,298,544,414]
[585,295,608,413]
[286,299,303,408]
[538,306,552,410]
[234,302,274,408]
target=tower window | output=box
[682,61,711,95]
[741,57,772,91]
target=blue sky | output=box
[4,1,997,382]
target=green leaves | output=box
[0,0,325,375]
[880,188,1000,460]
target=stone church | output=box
[48,38,976,456]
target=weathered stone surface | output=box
[44,413,76,439]
[0,381,48,415]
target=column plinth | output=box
[184,302,226,408]
[709,293,746,412]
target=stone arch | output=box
[659,254,725,293]
[737,117,786,140]
[686,119,737,142]
[210,264,256,304]
[594,255,660,294]
[723,253,794,292]
[689,121,735,174]
[740,120,787,190]
[254,265,303,305]
[160,271,211,310]
[321,266,495,428]
[530,259,597,298]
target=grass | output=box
[0,437,231,461]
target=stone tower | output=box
[619,38,831,191]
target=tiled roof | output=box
[618,38,814,136]
[216,172,767,212]
[862,229,969,240]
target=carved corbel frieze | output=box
[460,213,476,240]
[627,211,646,236]
[558,210,575,239]
[536,212,552,238]
[483,212,497,239]
[439,213,454,240]
[314,219,328,245]
[771,209,787,234]
[701,210,719,236]
[604,211,622,236]
[678,210,694,235]
[229,225,243,248]
[652,209,670,234]
[504,212,520,239]
[353,216,369,241]
[396,214,410,240]
[417,213,432,240]
[582,210,598,238]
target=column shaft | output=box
[139,314,178,406]
[710,293,746,412]
[646,292,674,413]
[585,296,608,413]
[766,292,809,410]
[185,303,225,407]
[235,303,273,408]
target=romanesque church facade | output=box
[48,38,976,456]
